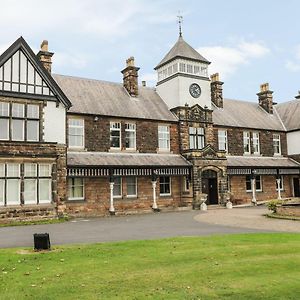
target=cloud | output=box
[140,72,157,87]
[285,45,300,72]
[197,40,270,79]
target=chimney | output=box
[210,73,224,108]
[257,83,275,114]
[37,40,54,73]
[295,91,300,100]
[121,56,140,97]
[142,80,146,87]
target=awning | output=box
[67,152,191,177]
[227,156,300,175]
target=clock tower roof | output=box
[155,36,210,70]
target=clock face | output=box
[189,83,201,98]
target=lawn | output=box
[0,234,300,299]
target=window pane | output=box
[12,119,24,141]
[158,126,170,150]
[0,164,4,177]
[39,164,52,177]
[7,164,20,177]
[160,176,171,195]
[27,120,39,141]
[113,177,122,197]
[126,177,137,196]
[0,180,4,205]
[68,119,84,148]
[68,178,84,200]
[12,103,24,118]
[24,179,37,204]
[6,179,20,205]
[0,119,9,140]
[24,163,37,177]
[39,179,52,203]
[27,104,39,118]
[0,102,9,117]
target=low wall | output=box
[277,205,300,217]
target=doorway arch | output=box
[201,169,218,204]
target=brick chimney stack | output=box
[121,57,140,97]
[257,83,275,114]
[210,73,224,108]
[37,40,54,73]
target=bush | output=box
[267,200,283,213]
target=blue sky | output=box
[0,0,299,102]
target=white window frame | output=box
[252,132,260,155]
[125,123,136,150]
[243,131,251,154]
[126,177,137,198]
[68,118,85,149]
[273,134,281,156]
[158,125,170,151]
[183,176,190,192]
[218,129,228,152]
[246,175,262,192]
[159,176,172,196]
[68,177,85,201]
[110,122,121,150]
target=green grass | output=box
[0,217,68,228]
[0,234,300,299]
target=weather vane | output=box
[177,12,183,37]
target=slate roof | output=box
[213,99,285,131]
[67,152,191,167]
[155,36,210,70]
[227,156,300,168]
[53,74,177,122]
[275,100,300,131]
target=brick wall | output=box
[66,176,183,216]
[69,114,179,154]
[229,175,293,204]
[276,205,300,217]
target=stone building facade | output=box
[0,35,300,221]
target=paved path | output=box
[195,206,300,232]
[0,210,264,248]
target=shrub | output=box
[267,200,283,213]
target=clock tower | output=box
[155,34,211,109]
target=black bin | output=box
[34,233,51,250]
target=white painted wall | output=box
[157,74,211,109]
[287,131,300,155]
[43,101,66,144]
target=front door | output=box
[293,178,300,197]
[202,170,218,205]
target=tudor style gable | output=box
[0,37,71,107]
[0,37,72,144]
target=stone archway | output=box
[201,169,218,204]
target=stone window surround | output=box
[189,126,205,150]
[0,99,42,142]
[0,161,53,206]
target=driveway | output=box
[195,206,300,232]
[0,210,265,248]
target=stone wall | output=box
[214,127,287,156]
[65,176,183,217]
[70,114,179,154]
[276,205,300,217]
[229,175,293,204]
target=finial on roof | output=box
[177,13,183,37]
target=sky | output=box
[0,0,299,102]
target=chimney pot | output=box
[41,40,48,52]
[142,80,146,87]
[37,40,53,73]
[126,56,135,67]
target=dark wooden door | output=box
[293,178,300,197]
[208,178,218,204]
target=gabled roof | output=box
[213,98,285,131]
[0,37,71,108]
[155,36,210,70]
[275,100,300,131]
[53,74,177,122]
